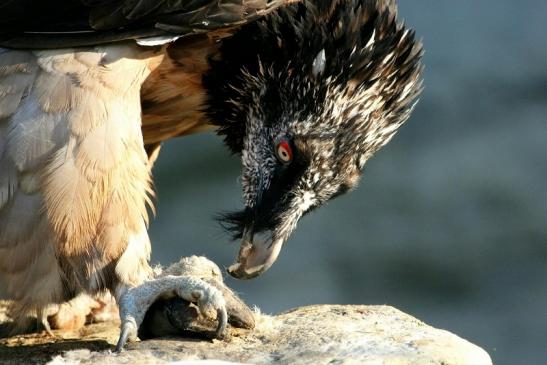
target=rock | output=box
[0,302,491,365]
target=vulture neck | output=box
[140,35,222,145]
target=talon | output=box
[115,319,137,352]
[215,307,228,338]
[114,328,128,353]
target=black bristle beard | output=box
[215,209,249,240]
[216,152,309,241]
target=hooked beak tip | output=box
[227,262,266,280]
[228,233,284,280]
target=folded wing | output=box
[0,0,290,48]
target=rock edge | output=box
[0,303,492,365]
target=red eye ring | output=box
[275,138,293,163]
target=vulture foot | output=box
[115,275,227,352]
[48,292,118,332]
[115,256,255,352]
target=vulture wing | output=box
[0,0,288,48]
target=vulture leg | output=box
[0,44,165,335]
[0,44,252,347]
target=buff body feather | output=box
[0,43,165,322]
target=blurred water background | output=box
[149,1,547,364]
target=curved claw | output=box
[115,321,134,353]
[215,307,228,338]
[114,326,129,354]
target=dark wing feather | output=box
[0,0,291,49]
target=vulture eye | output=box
[275,138,293,164]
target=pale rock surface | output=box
[0,302,492,365]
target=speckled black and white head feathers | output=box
[205,0,422,153]
[204,0,423,278]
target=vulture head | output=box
[203,0,423,279]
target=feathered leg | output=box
[0,44,229,345]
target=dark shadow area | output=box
[0,339,111,365]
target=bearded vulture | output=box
[0,0,423,350]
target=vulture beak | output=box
[228,168,303,279]
[227,226,285,279]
